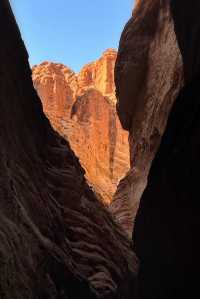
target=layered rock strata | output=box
[0,1,138,298]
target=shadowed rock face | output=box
[134,71,200,299]
[111,0,184,235]
[0,1,138,298]
[115,0,200,297]
[32,52,129,203]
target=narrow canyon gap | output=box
[0,1,138,298]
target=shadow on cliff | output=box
[0,1,138,298]
[134,1,200,298]
[113,0,200,298]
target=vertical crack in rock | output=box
[0,1,138,298]
[108,107,117,179]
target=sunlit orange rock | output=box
[32,50,129,203]
[77,49,117,101]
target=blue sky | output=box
[11,0,134,71]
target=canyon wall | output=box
[33,50,129,203]
[114,0,200,297]
[0,1,138,298]
[111,0,184,234]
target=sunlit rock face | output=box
[33,62,76,125]
[111,0,184,234]
[115,0,200,297]
[0,1,138,298]
[77,49,117,101]
[33,50,129,203]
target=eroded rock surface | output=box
[111,0,184,234]
[114,0,200,297]
[77,49,117,101]
[33,50,129,203]
[0,1,138,298]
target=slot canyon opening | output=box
[0,1,138,298]
[10,0,134,205]
[1,1,200,298]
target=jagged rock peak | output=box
[32,61,75,79]
[33,48,118,101]
[76,48,117,103]
[102,48,118,56]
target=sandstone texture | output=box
[32,49,129,203]
[111,0,184,234]
[0,1,138,298]
[114,0,200,297]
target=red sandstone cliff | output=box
[32,49,129,203]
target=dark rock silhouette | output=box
[0,1,138,298]
[134,67,200,299]
[115,0,200,298]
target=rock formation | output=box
[111,0,184,234]
[76,49,117,101]
[32,50,129,203]
[114,0,200,297]
[0,1,138,298]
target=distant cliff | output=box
[32,49,129,203]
